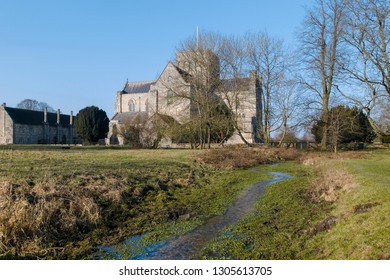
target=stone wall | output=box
[1,104,77,145]
[0,105,13,144]
[120,92,150,114]
[13,124,42,144]
[114,62,192,123]
[216,75,260,144]
[109,54,262,146]
[12,124,75,144]
[149,62,192,123]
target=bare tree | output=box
[170,32,240,148]
[298,0,349,149]
[116,118,142,147]
[339,0,390,136]
[160,30,304,147]
[217,34,258,146]
[17,99,55,112]
[328,106,355,152]
[272,80,302,146]
[372,96,390,134]
[245,32,287,143]
[114,114,174,148]
[345,0,390,95]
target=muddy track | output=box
[99,171,292,260]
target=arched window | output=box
[129,99,136,112]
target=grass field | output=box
[200,150,390,260]
[0,146,277,259]
[0,147,197,179]
[200,162,332,259]
[306,151,390,259]
[0,146,388,259]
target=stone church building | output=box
[0,103,78,145]
[106,49,262,146]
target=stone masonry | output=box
[0,103,78,145]
[107,49,262,146]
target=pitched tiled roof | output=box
[173,65,192,83]
[111,112,149,124]
[5,107,74,128]
[122,81,155,94]
[151,113,178,125]
[111,112,178,127]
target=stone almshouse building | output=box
[107,50,262,146]
[0,103,77,145]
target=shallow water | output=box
[98,171,292,260]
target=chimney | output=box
[44,107,48,123]
[57,109,60,124]
[70,111,73,126]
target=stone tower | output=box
[176,49,220,91]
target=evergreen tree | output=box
[75,106,109,144]
[312,105,375,151]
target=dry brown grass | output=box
[197,146,301,169]
[0,177,103,258]
[312,166,357,202]
[301,153,359,202]
[299,151,367,166]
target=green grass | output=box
[97,167,273,259]
[1,146,388,259]
[200,162,332,259]
[200,150,390,260]
[307,151,390,259]
[0,147,197,179]
[0,146,271,259]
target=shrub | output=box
[382,135,390,143]
[197,147,301,169]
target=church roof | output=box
[111,112,149,124]
[173,65,192,83]
[4,107,74,127]
[112,112,178,127]
[122,81,156,94]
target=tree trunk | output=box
[278,109,288,148]
[321,97,330,150]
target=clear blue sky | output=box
[0,0,310,117]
